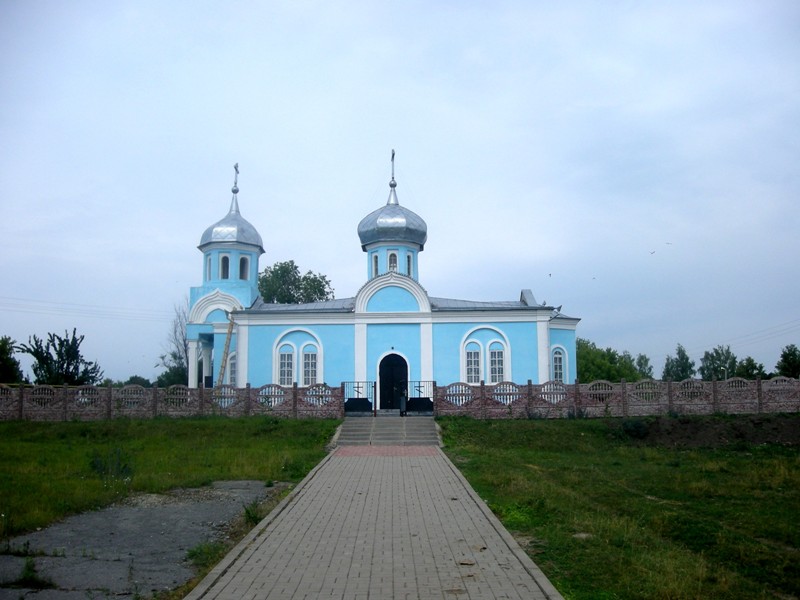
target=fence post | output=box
[667,380,673,414]
[574,379,581,419]
[339,383,345,418]
[621,379,628,417]
[245,384,251,417]
[152,385,159,418]
[756,377,763,413]
[17,385,24,420]
[62,384,68,421]
[526,379,533,418]
[712,377,719,413]
[106,383,113,420]
[292,383,298,419]
[480,380,486,419]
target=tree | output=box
[258,260,334,304]
[698,345,737,381]
[16,329,104,385]
[576,338,645,382]
[735,356,767,380]
[635,354,654,379]
[775,344,800,378]
[662,344,695,381]
[0,336,24,383]
[156,299,189,387]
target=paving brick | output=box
[186,443,563,600]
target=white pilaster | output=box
[537,319,550,383]
[355,322,367,381]
[420,321,433,381]
[188,340,199,389]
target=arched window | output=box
[373,254,379,278]
[552,348,565,383]
[302,345,318,386]
[406,255,412,276]
[466,342,481,384]
[489,342,505,383]
[239,256,249,280]
[220,255,230,279]
[279,345,293,386]
[388,252,397,272]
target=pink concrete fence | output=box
[0,383,344,421]
[1,377,798,421]
[433,377,800,419]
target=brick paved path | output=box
[186,443,562,599]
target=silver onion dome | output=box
[357,177,427,250]
[199,176,265,253]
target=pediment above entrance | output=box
[355,272,431,313]
[189,289,243,324]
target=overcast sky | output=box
[2,1,798,382]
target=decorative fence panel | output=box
[0,378,798,421]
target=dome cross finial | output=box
[232,163,240,194]
[391,149,395,181]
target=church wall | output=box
[367,323,421,381]
[550,327,578,383]
[431,321,542,383]
[245,323,355,387]
[366,286,420,312]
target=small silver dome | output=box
[199,195,264,253]
[357,178,427,250]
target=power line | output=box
[0,296,174,324]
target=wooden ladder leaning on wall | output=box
[216,312,234,386]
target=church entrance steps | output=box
[336,415,441,446]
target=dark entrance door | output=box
[379,354,407,410]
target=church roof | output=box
[199,171,264,253]
[357,177,427,250]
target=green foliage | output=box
[258,260,334,304]
[0,417,339,536]
[156,364,187,388]
[698,344,737,381]
[735,356,767,380]
[124,375,152,387]
[186,542,227,570]
[576,338,647,382]
[775,344,800,378]
[439,416,800,600]
[662,343,695,381]
[0,336,24,384]
[88,447,133,480]
[15,328,103,385]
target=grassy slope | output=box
[0,417,339,537]
[439,417,799,600]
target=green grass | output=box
[0,416,339,537]
[439,416,800,600]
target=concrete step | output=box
[336,416,440,447]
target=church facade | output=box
[187,164,579,411]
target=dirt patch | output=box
[611,413,800,448]
[0,480,290,599]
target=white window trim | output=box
[220,254,231,280]
[464,343,482,384]
[388,252,398,272]
[239,256,249,280]
[226,352,237,386]
[459,327,512,385]
[301,343,319,387]
[551,345,568,383]
[271,329,325,385]
[488,342,505,384]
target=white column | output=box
[188,340,199,389]
[237,324,248,386]
[537,319,550,384]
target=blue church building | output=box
[187,162,579,411]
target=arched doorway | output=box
[379,354,408,410]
